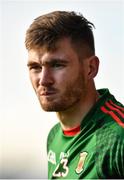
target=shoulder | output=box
[96,93,124,148]
[96,96,124,177]
[100,96,124,131]
[48,123,60,140]
[47,123,60,150]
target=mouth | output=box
[41,92,56,96]
[37,90,57,97]
[36,87,58,98]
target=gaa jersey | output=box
[47,89,124,179]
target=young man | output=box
[25,11,124,179]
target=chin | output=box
[42,106,56,112]
[40,103,57,112]
[40,102,68,112]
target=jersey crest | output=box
[75,152,88,174]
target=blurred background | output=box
[0,0,124,178]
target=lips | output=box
[40,91,56,96]
[36,87,58,97]
[36,88,57,96]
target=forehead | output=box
[27,38,79,63]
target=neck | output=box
[56,87,99,131]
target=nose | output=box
[38,67,54,87]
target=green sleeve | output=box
[114,138,124,177]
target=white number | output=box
[53,158,69,177]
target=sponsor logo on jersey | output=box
[48,150,56,164]
[60,151,69,159]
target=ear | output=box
[87,56,99,79]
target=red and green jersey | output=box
[47,89,124,179]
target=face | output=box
[27,38,89,112]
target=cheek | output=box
[58,67,79,81]
[54,71,67,83]
[29,73,38,88]
[58,76,72,87]
[57,71,80,89]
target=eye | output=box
[29,65,42,72]
[52,62,65,68]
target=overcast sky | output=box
[0,0,124,178]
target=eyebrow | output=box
[27,61,39,67]
[27,58,69,67]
